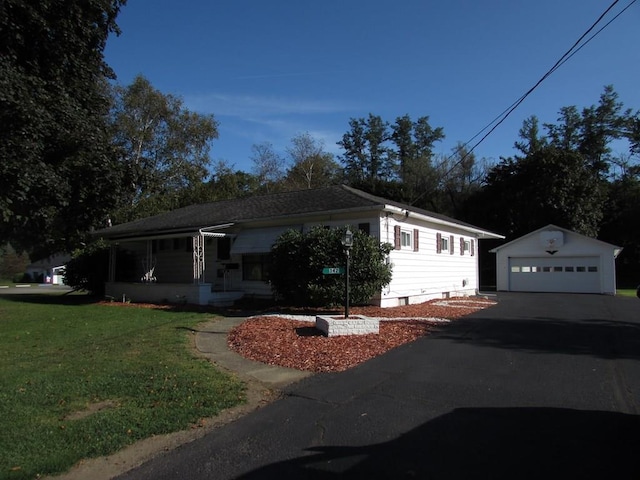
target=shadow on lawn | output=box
[0,292,99,306]
[0,292,344,320]
[235,407,640,480]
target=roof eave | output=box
[384,204,504,239]
[96,223,236,242]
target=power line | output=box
[411,0,636,205]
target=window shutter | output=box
[436,233,442,253]
[413,229,419,251]
[394,225,401,250]
[460,237,465,256]
[450,235,455,255]
[471,239,475,256]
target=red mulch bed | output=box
[227,298,495,373]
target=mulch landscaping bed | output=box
[227,297,495,373]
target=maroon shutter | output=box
[436,233,442,253]
[413,229,419,251]
[471,239,475,256]
[460,237,465,256]
[450,235,454,255]
[394,225,401,250]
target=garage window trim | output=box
[513,264,599,274]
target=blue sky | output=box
[104,1,639,174]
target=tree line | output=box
[1,1,639,283]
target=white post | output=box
[193,234,205,284]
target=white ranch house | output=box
[94,185,503,307]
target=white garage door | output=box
[508,256,602,293]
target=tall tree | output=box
[599,166,640,283]
[338,114,394,188]
[389,114,444,207]
[109,75,218,222]
[467,146,607,239]
[436,144,487,218]
[250,141,285,193]
[284,133,340,190]
[207,160,259,200]
[545,86,634,175]
[514,115,547,156]
[0,0,126,256]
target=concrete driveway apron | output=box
[117,293,640,480]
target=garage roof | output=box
[490,224,622,257]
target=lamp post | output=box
[342,228,353,319]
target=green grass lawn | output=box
[617,288,638,297]
[0,294,245,480]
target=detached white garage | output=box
[491,224,622,295]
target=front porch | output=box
[105,225,246,307]
[105,282,244,307]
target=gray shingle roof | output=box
[94,185,497,239]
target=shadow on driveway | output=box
[430,293,640,360]
[433,316,640,360]
[235,407,640,479]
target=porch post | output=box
[108,244,116,282]
[193,234,205,284]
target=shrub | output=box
[64,239,110,295]
[269,226,393,307]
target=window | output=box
[440,236,449,252]
[436,232,454,254]
[565,266,574,272]
[242,254,271,281]
[576,266,586,272]
[511,266,520,273]
[358,222,370,235]
[217,237,231,260]
[588,266,598,272]
[401,231,412,248]
[463,240,470,253]
[395,226,419,251]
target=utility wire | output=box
[410,0,636,205]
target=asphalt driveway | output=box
[117,293,640,480]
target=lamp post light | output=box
[342,228,353,319]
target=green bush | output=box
[269,226,393,307]
[0,243,30,282]
[64,240,110,295]
[15,272,32,283]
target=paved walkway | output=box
[194,317,313,389]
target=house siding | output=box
[379,216,479,307]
